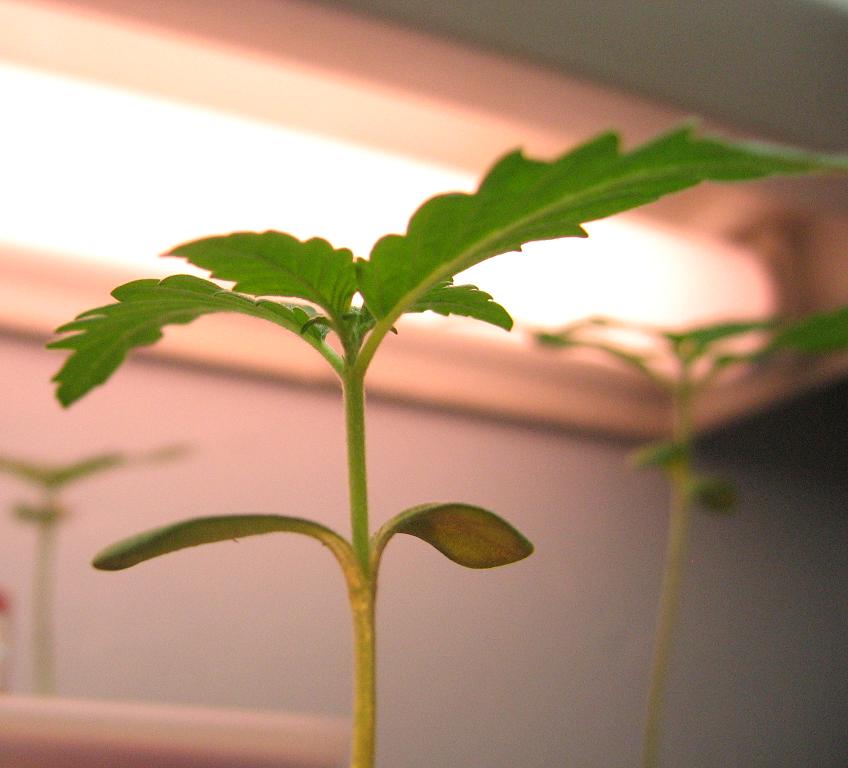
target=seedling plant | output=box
[48,126,844,768]
[538,306,848,767]
[0,447,185,694]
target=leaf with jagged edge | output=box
[92,514,352,571]
[410,280,513,330]
[708,306,848,372]
[0,456,63,488]
[372,502,533,569]
[536,329,658,381]
[688,476,736,514]
[0,447,188,491]
[356,126,846,349]
[48,275,339,407]
[767,304,848,354]
[13,501,64,524]
[1,453,126,490]
[629,441,686,470]
[535,331,575,349]
[168,231,357,323]
[665,319,779,363]
[664,320,778,350]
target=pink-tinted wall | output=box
[0,334,844,767]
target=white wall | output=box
[0,334,844,767]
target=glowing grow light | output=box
[0,57,773,332]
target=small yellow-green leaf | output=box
[629,441,686,470]
[372,503,533,569]
[665,319,778,363]
[535,331,575,348]
[768,305,848,353]
[535,329,657,380]
[688,476,736,514]
[0,447,186,490]
[13,502,65,524]
[93,514,350,571]
[0,456,57,488]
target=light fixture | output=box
[0,59,773,330]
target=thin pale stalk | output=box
[33,518,56,695]
[342,366,377,767]
[343,370,371,575]
[348,580,376,768]
[642,372,695,768]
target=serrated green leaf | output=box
[535,331,575,348]
[665,319,778,362]
[0,453,124,489]
[92,514,351,571]
[410,280,513,330]
[42,445,190,488]
[356,126,844,354]
[630,441,686,470]
[768,305,848,353]
[535,331,658,381]
[664,320,778,348]
[688,476,736,513]
[168,231,357,322]
[708,350,764,372]
[38,453,127,489]
[372,502,533,569]
[48,275,341,406]
[0,456,57,487]
[0,447,187,490]
[587,343,654,377]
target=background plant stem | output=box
[343,367,377,768]
[642,371,694,768]
[33,513,56,696]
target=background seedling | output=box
[0,446,187,694]
[538,305,848,767]
[48,126,844,767]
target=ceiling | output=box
[318,0,848,151]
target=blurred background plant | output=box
[0,445,188,695]
[537,303,848,768]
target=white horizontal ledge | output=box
[0,695,348,768]
[4,244,845,439]
[0,244,668,437]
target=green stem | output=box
[33,516,57,696]
[348,579,377,768]
[342,365,377,767]
[642,372,695,768]
[343,370,371,576]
